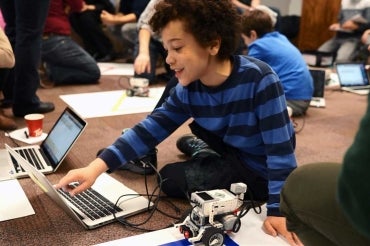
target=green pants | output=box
[280,163,370,246]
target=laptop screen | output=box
[41,107,86,168]
[309,69,325,97]
[336,63,370,87]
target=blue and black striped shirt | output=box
[100,55,297,216]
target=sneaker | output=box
[96,148,157,175]
[176,134,220,158]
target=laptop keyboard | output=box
[10,148,45,173]
[58,184,123,221]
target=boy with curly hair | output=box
[57,1,301,244]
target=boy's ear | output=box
[250,30,258,40]
[209,38,221,55]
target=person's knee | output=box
[281,162,341,216]
[158,164,188,199]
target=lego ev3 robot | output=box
[175,183,253,246]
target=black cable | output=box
[112,159,184,232]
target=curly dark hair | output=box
[149,0,241,60]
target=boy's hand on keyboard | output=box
[55,158,109,196]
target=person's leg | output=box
[160,121,268,202]
[159,154,248,199]
[70,11,114,58]
[335,38,361,62]
[317,38,339,54]
[280,163,370,246]
[41,36,100,85]
[11,0,53,115]
[286,100,310,116]
[121,22,137,59]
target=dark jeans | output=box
[41,36,100,85]
[280,163,370,246]
[0,0,51,110]
[159,121,268,202]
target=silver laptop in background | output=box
[5,144,153,229]
[309,69,326,108]
[336,62,370,95]
[0,107,87,181]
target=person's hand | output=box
[341,20,359,31]
[55,158,108,196]
[100,10,116,25]
[134,52,151,75]
[329,23,340,31]
[81,2,95,12]
[263,216,304,246]
[361,29,370,44]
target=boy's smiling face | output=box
[162,20,220,86]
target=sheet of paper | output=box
[0,179,35,221]
[60,88,165,119]
[98,62,134,76]
[96,204,288,246]
[5,127,47,144]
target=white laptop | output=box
[309,69,326,108]
[5,144,153,229]
[0,107,87,181]
[336,62,370,95]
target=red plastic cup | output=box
[24,114,44,137]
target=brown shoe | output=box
[0,114,17,131]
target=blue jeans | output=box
[0,0,50,110]
[41,35,100,85]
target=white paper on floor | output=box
[97,63,134,76]
[60,87,165,119]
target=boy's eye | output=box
[173,46,183,52]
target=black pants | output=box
[69,10,114,57]
[159,121,268,202]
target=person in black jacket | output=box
[69,0,116,62]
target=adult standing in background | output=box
[0,0,55,117]
[40,0,101,87]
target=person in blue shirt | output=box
[241,8,314,116]
[56,1,301,244]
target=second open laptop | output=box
[0,107,87,181]
[6,144,153,229]
[309,69,326,108]
[336,62,370,95]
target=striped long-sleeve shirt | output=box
[99,55,297,216]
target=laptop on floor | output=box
[309,69,326,108]
[335,62,370,95]
[5,144,153,229]
[0,107,87,181]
